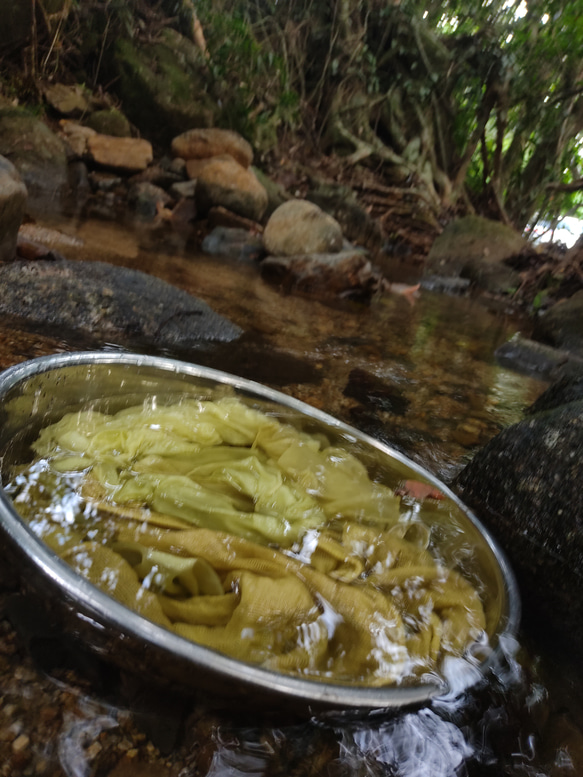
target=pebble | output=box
[12,733,29,753]
[85,741,102,760]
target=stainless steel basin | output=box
[0,351,520,713]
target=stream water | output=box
[1,214,581,777]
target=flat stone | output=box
[0,156,28,262]
[207,206,263,233]
[86,134,153,172]
[495,333,583,380]
[172,128,253,168]
[0,258,242,347]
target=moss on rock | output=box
[110,29,217,147]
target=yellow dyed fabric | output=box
[31,398,401,546]
[10,397,488,687]
[54,508,485,686]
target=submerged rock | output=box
[454,386,583,658]
[202,227,264,262]
[495,333,583,380]
[343,368,410,415]
[0,258,241,347]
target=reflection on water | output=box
[1,215,579,776]
[178,636,576,777]
[4,217,545,485]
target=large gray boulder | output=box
[0,259,242,347]
[0,156,27,262]
[425,215,525,294]
[454,376,583,658]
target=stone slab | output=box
[0,258,242,347]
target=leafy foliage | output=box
[2,0,582,229]
[201,0,583,229]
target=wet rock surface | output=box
[0,258,242,348]
[454,377,583,658]
[86,135,154,173]
[495,333,583,380]
[201,226,265,262]
[343,367,411,415]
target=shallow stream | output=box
[0,214,581,776]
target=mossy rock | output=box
[84,108,132,138]
[425,215,526,294]
[109,28,217,147]
[0,107,69,198]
